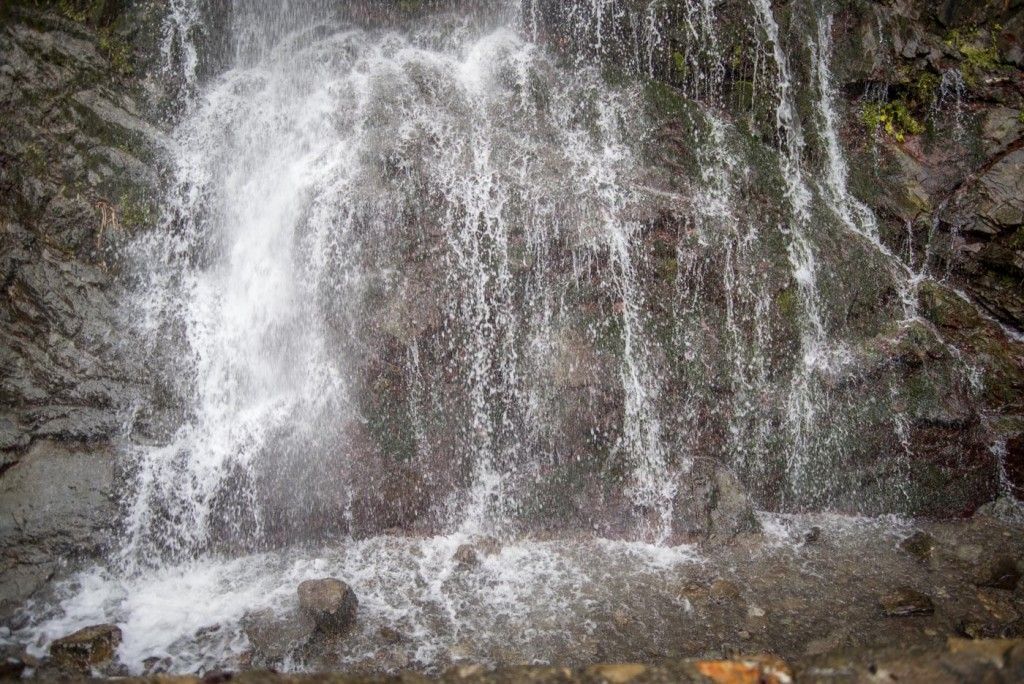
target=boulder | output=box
[453,538,500,570]
[0,440,116,618]
[297,578,358,636]
[48,624,121,672]
[378,626,404,645]
[670,463,762,542]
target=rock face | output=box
[48,623,122,672]
[0,440,116,617]
[0,1,164,614]
[297,579,359,636]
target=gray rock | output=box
[241,609,314,662]
[981,108,1024,157]
[378,626,404,645]
[297,578,358,636]
[975,150,1024,231]
[706,469,761,543]
[0,440,116,616]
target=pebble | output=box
[899,531,935,563]
[880,587,935,617]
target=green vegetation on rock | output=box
[861,100,925,143]
[946,27,1002,86]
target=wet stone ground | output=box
[3,510,1024,681]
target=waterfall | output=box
[123,0,688,560]
[120,0,978,558]
[16,0,1020,674]
[751,0,836,501]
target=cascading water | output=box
[14,0,1017,675]
[125,0,994,563]
[123,0,688,558]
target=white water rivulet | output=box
[14,0,1015,675]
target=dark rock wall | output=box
[0,0,166,617]
[832,0,1024,496]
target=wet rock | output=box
[0,3,161,621]
[0,643,30,679]
[708,469,761,542]
[880,587,935,617]
[976,557,1022,591]
[378,626,403,645]
[141,655,172,674]
[900,530,936,563]
[194,623,222,638]
[49,624,121,672]
[677,467,762,543]
[341,457,429,539]
[0,440,116,617]
[297,578,358,636]
[241,608,314,662]
[709,579,742,600]
[454,544,479,569]
[453,538,501,570]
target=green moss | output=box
[23,141,47,177]
[1010,227,1024,249]
[911,72,939,105]
[645,80,687,119]
[58,0,89,22]
[946,28,1001,86]
[861,100,925,143]
[657,256,677,284]
[118,189,154,232]
[775,287,797,319]
[97,27,132,75]
[671,51,687,79]
[58,0,119,26]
